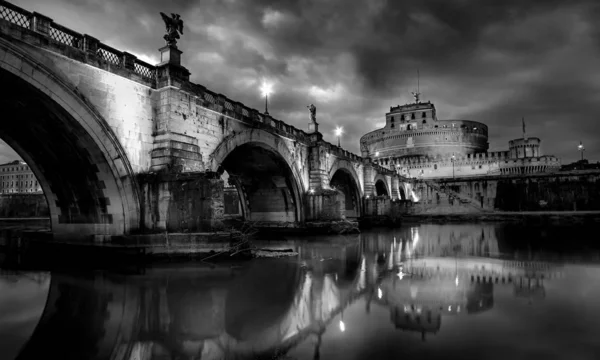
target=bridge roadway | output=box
[0,0,404,240]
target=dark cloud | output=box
[4,0,600,164]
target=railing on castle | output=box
[0,0,367,162]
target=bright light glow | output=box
[455,275,459,286]
[260,80,273,98]
[334,126,344,137]
[448,306,452,311]
[578,142,584,151]
[375,152,380,157]
[377,287,383,299]
[397,269,405,279]
[411,189,420,202]
[309,189,315,194]
[339,320,346,332]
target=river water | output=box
[1,221,600,360]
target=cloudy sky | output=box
[3,0,600,164]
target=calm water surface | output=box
[2,222,600,360]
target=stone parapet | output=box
[0,1,157,85]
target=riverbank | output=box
[401,211,600,224]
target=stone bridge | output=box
[0,1,400,240]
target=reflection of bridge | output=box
[13,227,567,358]
[0,1,401,240]
[14,241,389,360]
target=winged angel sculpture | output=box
[160,12,184,47]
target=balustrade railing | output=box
[0,0,156,82]
[0,1,29,28]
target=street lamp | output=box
[260,80,272,115]
[578,141,585,161]
[335,126,343,147]
[451,154,456,179]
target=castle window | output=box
[422,112,427,118]
[479,165,482,169]
[411,113,416,119]
[391,116,394,122]
[422,119,427,124]
[391,124,395,128]
[434,164,438,170]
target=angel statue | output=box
[160,12,184,47]
[307,104,317,123]
[411,91,421,103]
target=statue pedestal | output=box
[156,45,190,88]
[308,121,319,134]
[158,45,182,66]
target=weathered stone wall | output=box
[138,173,224,233]
[18,44,155,173]
[493,172,600,211]
[413,171,600,213]
[0,194,49,217]
[364,197,391,216]
[305,190,345,221]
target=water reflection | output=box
[3,222,600,360]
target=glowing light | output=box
[455,275,459,287]
[448,306,452,311]
[578,142,584,151]
[339,320,346,332]
[375,151,380,157]
[260,80,273,98]
[334,126,344,137]
[309,189,315,194]
[397,269,405,279]
[377,287,383,299]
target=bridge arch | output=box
[329,159,363,218]
[374,174,390,196]
[211,129,306,223]
[0,38,140,239]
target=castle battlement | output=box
[360,98,561,179]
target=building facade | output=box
[0,160,42,193]
[360,94,561,179]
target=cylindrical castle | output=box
[360,100,489,161]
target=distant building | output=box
[360,95,561,179]
[0,160,42,194]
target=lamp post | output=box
[451,154,456,179]
[335,126,343,147]
[260,80,272,115]
[578,141,585,161]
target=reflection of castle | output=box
[360,97,560,179]
[370,268,494,339]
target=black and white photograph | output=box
[1,0,600,359]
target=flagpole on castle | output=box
[522,117,527,140]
